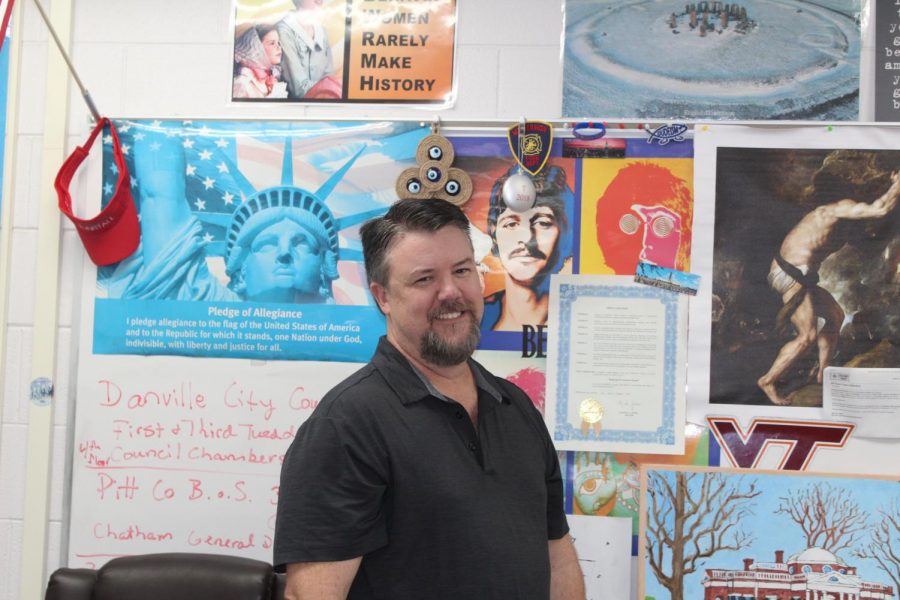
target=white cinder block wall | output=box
[0,1,566,598]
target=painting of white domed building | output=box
[702,547,894,600]
[639,466,898,600]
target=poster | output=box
[578,158,693,276]
[231,0,456,104]
[708,143,899,408]
[875,0,900,122]
[639,465,899,600]
[93,119,428,362]
[454,136,576,351]
[562,0,862,120]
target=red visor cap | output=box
[55,117,140,266]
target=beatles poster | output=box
[231,0,457,104]
[562,0,861,120]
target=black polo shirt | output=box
[274,337,569,599]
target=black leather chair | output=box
[45,553,286,600]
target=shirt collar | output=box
[371,337,503,405]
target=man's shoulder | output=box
[315,362,392,417]
[471,359,532,407]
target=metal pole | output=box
[31,0,101,120]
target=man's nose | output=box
[522,230,540,253]
[436,274,463,302]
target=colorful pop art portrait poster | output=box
[450,136,578,351]
[92,119,428,362]
[579,158,693,276]
[639,465,899,600]
[562,0,861,120]
[232,0,457,104]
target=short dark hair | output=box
[361,199,471,287]
[486,165,568,255]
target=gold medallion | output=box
[579,398,604,436]
[579,398,603,424]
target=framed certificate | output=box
[546,275,688,453]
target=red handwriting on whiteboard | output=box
[188,529,256,550]
[270,485,279,506]
[98,380,207,411]
[79,439,108,467]
[97,473,139,500]
[92,522,174,541]
[288,387,319,411]
[186,478,249,502]
[223,381,275,421]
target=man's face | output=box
[495,205,560,286]
[241,218,324,301]
[370,225,483,367]
[631,204,682,269]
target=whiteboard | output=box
[68,349,361,567]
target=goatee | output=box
[420,318,481,366]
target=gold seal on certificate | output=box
[579,397,603,435]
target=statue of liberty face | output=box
[240,218,326,303]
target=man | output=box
[105,128,339,303]
[757,169,900,405]
[274,199,584,599]
[484,165,570,331]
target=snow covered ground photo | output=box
[562,0,861,119]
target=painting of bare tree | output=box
[639,465,899,600]
[855,498,900,596]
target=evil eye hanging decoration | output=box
[395,130,473,207]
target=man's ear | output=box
[369,281,390,315]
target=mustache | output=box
[508,241,547,261]
[427,301,472,321]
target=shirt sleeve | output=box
[273,415,389,568]
[543,422,570,540]
[276,23,312,99]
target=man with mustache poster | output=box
[483,165,571,332]
[274,199,584,599]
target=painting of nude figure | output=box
[711,148,900,407]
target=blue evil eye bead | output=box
[407,178,422,194]
[445,179,460,195]
[426,166,441,182]
[428,145,443,160]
